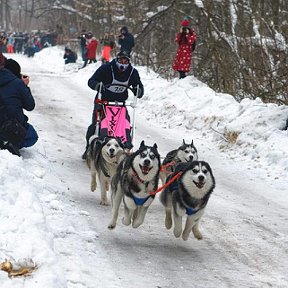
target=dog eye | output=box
[185,150,189,153]
[202,170,208,174]
[192,169,199,173]
[150,154,155,160]
[115,144,119,148]
[140,152,146,158]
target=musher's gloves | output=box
[133,87,143,98]
[95,82,102,91]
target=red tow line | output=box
[160,161,176,172]
[149,171,182,196]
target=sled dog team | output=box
[86,137,216,241]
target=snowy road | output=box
[12,53,288,288]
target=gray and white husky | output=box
[160,139,198,184]
[86,136,125,205]
[160,161,215,241]
[108,140,161,229]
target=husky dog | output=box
[160,161,215,241]
[108,140,161,229]
[160,139,198,184]
[86,136,125,205]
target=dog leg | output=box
[173,204,185,238]
[122,196,135,226]
[132,207,148,228]
[182,217,194,241]
[173,214,182,238]
[90,171,97,192]
[108,187,122,229]
[99,179,108,206]
[192,220,203,240]
[165,208,173,230]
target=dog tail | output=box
[88,134,98,145]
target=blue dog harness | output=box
[132,194,151,206]
[171,179,199,216]
[186,207,199,215]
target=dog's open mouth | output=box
[193,181,205,189]
[140,164,152,175]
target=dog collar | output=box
[132,168,147,184]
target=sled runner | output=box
[93,83,139,149]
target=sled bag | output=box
[99,105,131,145]
[0,118,27,145]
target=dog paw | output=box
[108,223,116,230]
[100,200,109,206]
[122,217,131,226]
[173,227,182,238]
[165,217,172,230]
[132,220,142,228]
[182,232,190,241]
[90,183,96,192]
[192,228,203,240]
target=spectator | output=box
[172,18,197,79]
[81,32,98,68]
[117,26,135,57]
[63,47,77,64]
[0,33,7,68]
[82,50,144,159]
[6,34,14,53]
[78,30,87,61]
[100,28,115,64]
[0,59,38,156]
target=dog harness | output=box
[170,180,199,216]
[127,168,153,206]
[131,194,151,206]
[185,207,199,215]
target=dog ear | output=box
[153,143,158,150]
[182,139,186,145]
[96,137,104,145]
[116,137,124,148]
[191,139,194,146]
[140,140,145,147]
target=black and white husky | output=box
[108,141,161,229]
[160,161,215,241]
[160,139,198,184]
[86,136,125,205]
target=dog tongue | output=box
[194,181,204,189]
[141,165,150,175]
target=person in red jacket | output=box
[172,18,196,79]
[81,32,98,68]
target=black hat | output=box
[5,59,21,79]
[116,51,130,61]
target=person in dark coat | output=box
[63,47,77,64]
[82,50,144,159]
[78,30,87,61]
[117,26,135,57]
[172,19,197,79]
[0,59,38,155]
